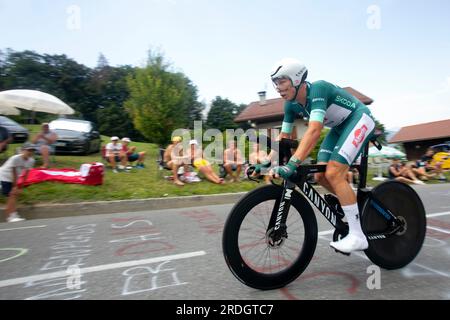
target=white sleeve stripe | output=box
[281,122,294,134]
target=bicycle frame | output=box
[267,139,405,241]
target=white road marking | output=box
[427,211,450,218]
[409,263,450,278]
[427,226,450,234]
[0,225,47,232]
[0,250,206,289]
[0,248,29,263]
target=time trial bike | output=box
[222,137,426,290]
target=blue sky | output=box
[1,0,450,129]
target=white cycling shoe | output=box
[330,234,368,254]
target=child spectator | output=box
[0,143,36,222]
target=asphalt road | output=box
[0,184,449,300]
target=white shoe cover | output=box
[330,234,368,253]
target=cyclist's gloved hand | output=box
[271,156,302,180]
[253,160,271,174]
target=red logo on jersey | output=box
[352,125,368,148]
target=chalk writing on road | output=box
[24,224,96,300]
[121,261,188,296]
[110,217,175,256]
[179,209,224,235]
[280,271,360,300]
[109,217,188,296]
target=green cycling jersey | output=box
[281,80,371,133]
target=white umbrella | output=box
[0,104,21,115]
[369,145,406,182]
[369,146,406,159]
[0,90,75,115]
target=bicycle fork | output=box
[266,181,296,244]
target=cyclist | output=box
[256,58,376,253]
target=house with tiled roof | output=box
[389,119,450,159]
[234,87,374,139]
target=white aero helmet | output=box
[270,58,308,87]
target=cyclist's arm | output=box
[265,102,297,162]
[292,121,323,162]
[290,84,327,163]
[277,132,291,141]
[280,101,297,138]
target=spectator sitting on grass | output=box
[31,122,57,168]
[249,142,270,184]
[388,158,425,185]
[412,148,446,181]
[223,140,244,182]
[0,143,36,223]
[121,137,146,169]
[163,136,190,186]
[0,125,12,154]
[189,139,224,185]
[105,136,128,173]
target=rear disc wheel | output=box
[362,181,426,269]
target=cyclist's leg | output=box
[328,110,376,253]
[328,110,376,177]
[325,161,355,205]
[315,129,340,193]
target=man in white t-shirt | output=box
[105,136,127,173]
[0,143,37,222]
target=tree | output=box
[41,53,90,119]
[0,49,89,122]
[96,104,144,140]
[96,53,109,69]
[0,49,5,90]
[183,80,205,127]
[206,96,241,132]
[0,48,204,142]
[91,65,145,140]
[373,118,387,145]
[125,50,196,145]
